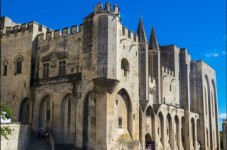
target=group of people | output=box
[38,127,49,141]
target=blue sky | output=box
[2,0,226,129]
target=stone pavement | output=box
[26,132,51,150]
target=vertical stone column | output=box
[194,119,198,150]
[178,121,183,150]
[95,90,108,150]
[163,116,167,149]
[92,78,119,150]
[52,94,61,143]
[222,119,227,150]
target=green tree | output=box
[0,102,14,139]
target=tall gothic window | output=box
[43,63,49,78]
[59,60,66,75]
[16,57,23,74]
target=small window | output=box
[170,84,172,91]
[59,60,66,75]
[16,58,22,74]
[118,117,122,128]
[116,100,118,105]
[121,58,129,77]
[158,127,159,134]
[43,63,49,78]
[3,65,7,76]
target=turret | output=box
[148,26,161,103]
[137,17,147,43]
[149,25,160,50]
[137,17,149,109]
[93,2,120,15]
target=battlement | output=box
[161,66,175,77]
[94,2,120,15]
[0,21,48,37]
[37,24,83,41]
[0,21,50,37]
[121,25,138,42]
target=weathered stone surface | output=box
[1,123,31,150]
[0,3,219,150]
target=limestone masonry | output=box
[0,2,220,150]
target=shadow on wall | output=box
[1,123,31,150]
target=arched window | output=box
[15,56,23,74]
[3,59,8,76]
[121,58,129,76]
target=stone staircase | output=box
[26,132,51,150]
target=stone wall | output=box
[222,119,227,150]
[1,123,31,150]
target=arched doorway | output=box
[158,112,164,146]
[145,106,155,138]
[83,92,96,149]
[115,89,132,135]
[145,133,155,150]
[19,98,30,123]
[167,113,173,149]
[38,96,52,129]
[60,94,73,144]
[174,115,180,149]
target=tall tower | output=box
[148,26,161,103]
[137,17,149,108]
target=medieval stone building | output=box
[0,3,220,150]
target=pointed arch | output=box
[174,115,180,149]
[145,106,155,139]
[145,133,155,149]
[60,93,73,144]
[167,113,173,149]
[158,112,164,146]
[116,88,133,136]
[2,59,8,76]
[19,98,30,123]
[14,54,24,74]
[38,95,53,129]
[83,92,96,149]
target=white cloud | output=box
[205,49,226,58]
[205,52,220,58]
[219,113,227,119]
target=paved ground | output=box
[27,132,51,150]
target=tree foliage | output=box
[0,102,14,139]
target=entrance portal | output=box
[145,133,155,150]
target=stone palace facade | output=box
[0,3,220,150]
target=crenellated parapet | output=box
[94,2,120,15]
[161,66,175,77]
[37,24,83,41]
[0,22,48,37]
[120,25,138,43]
